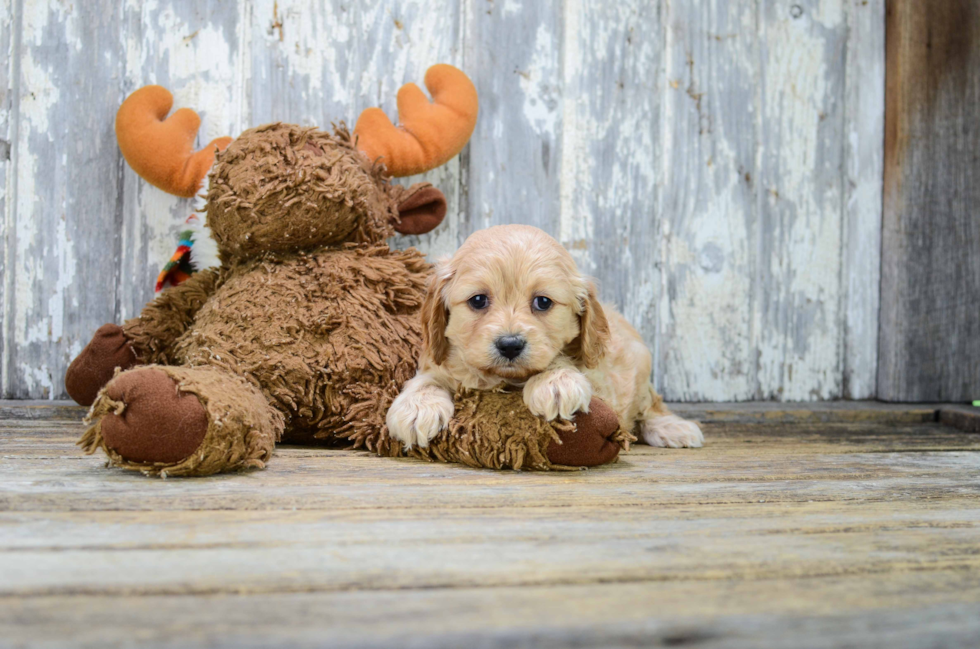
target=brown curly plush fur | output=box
[79,364,281,477]
[120,124,427,451]
[70,122,626,476]
[383,389,633,470]
[125,243,428,450]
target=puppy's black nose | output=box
[495,335,526,360]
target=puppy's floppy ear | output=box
[421,262,453,365]
[574,281,610,369]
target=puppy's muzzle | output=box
[495,335,526,361]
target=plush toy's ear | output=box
[394,184,447,235]
[354,64,478,177]
[116,86,232,198]
[420,263,453,365]
[572,282,610,369]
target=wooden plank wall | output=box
[0,0,885,401]
[879,0,980,402]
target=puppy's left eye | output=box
[468,294,489,310]
[532,296,553,312]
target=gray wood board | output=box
[879,0,980,401]
[2,0,886,402]
[2,412,980,647]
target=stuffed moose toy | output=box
[65,64,630,477]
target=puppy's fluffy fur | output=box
[387,225,704,450]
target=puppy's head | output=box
[421,225,609,381]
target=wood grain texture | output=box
[560,1,663,383]
[757,0,848,400]
[0,0,13,399]
[4,420,980,513]
[879,0,980,402]
[842,0,885,399]
[1,0,889,401]
[2,0,128,399]
[247,0,353,127]
[1,410,980,646]
[657,1,883,401]
[462,0,562,236]
[2,580,980,649]
[939,404,980,433]
[659,1,759,400]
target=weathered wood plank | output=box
[0,0,13,398]
[879,0,980,402]
[939,405,980,434]
[757,0,848,400]
[1,2,893,403]
[2,0,129,399]
[247,0,354,127]
[462,0,562,237]
[2,493,980,597]
[2,575,980,649]
[842,0,884,399]
[0,399,85,420]
[2,408,979,646]
[658,1,759,400]
[557,0,663,369]
[672,400,938,424]
[4,499,975,552]
[4,421,980,513]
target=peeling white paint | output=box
[519,23,559,139]
[658,2,759,400]
[19,362,54,399]
[3,0,884,401]
[14,49,61,348]
[558,0,591,268]
[502,0,522,18]
[47,214,75,342]
[756,0,846,400]
[841,0,884,399]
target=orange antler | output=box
[115,86,232,198]
[354,64,478,177]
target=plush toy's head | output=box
[115,64,478,262]
[204,123,450,260]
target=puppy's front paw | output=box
[386,386,455,449]
[641,415,704,448]
[523,368,593,421]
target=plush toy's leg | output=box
[399,391,631,471]
[546,397,625,467]
[79,365,283,477]
[65,324,141,406]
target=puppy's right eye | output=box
[467,294,489,310]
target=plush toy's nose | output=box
[495,335,526,361]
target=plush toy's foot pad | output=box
[99,368,209,464]
[547,397,623,467]
[80,365,282,477]
[65,323,140,406]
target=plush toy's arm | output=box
[123,268,221,365]
[64,269,219,406]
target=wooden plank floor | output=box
[2,403,980,648]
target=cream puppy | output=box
[386,224,704,450]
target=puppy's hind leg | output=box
[637,386,704,448]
